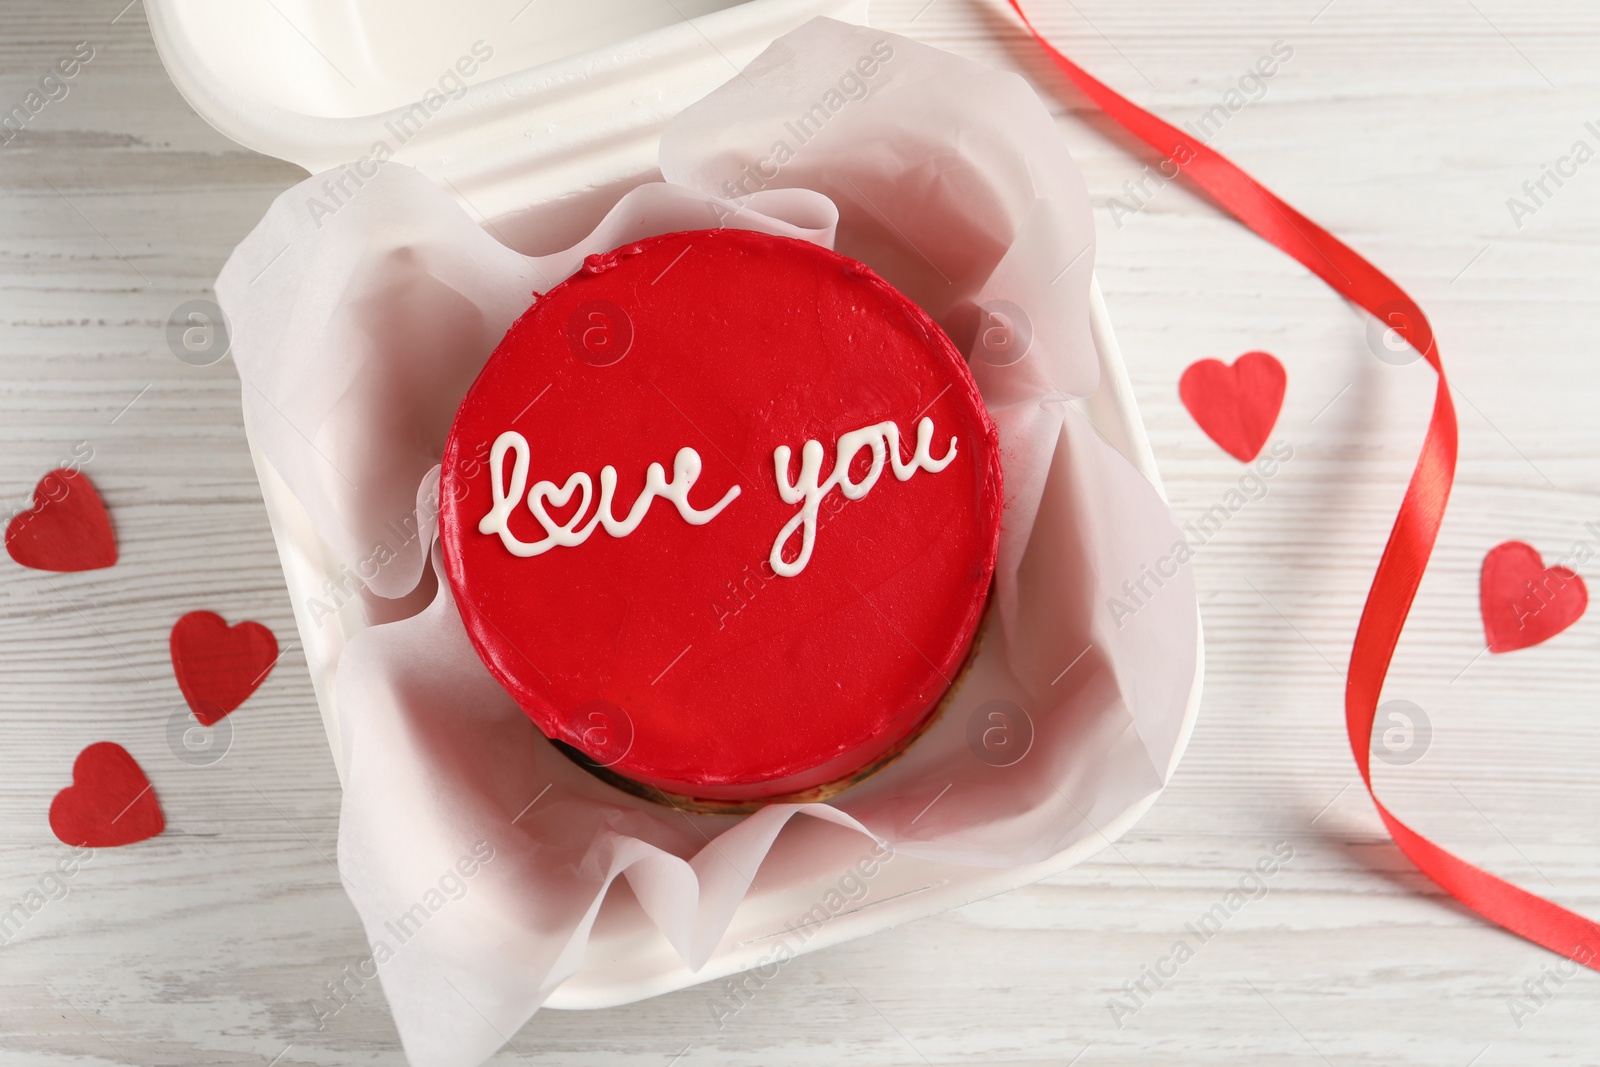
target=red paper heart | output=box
[49,742,164,847]
[1480,541,1587,653]
[5,468,116,572]
[170,610,280,725]
[1179,351,1287,462]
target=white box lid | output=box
[146,0,868,218]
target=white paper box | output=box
[147,0,1203,1011]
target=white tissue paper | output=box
[217,18,1197,1067]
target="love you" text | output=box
[475,416,956,575]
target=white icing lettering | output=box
[478,430,739,557]
[770,417,956,577]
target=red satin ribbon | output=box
[1005,0,1600,969]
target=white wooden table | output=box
[2,1,1597,1063]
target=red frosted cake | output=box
[439,228,1002,803]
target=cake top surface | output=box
[440,227,1002,799]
